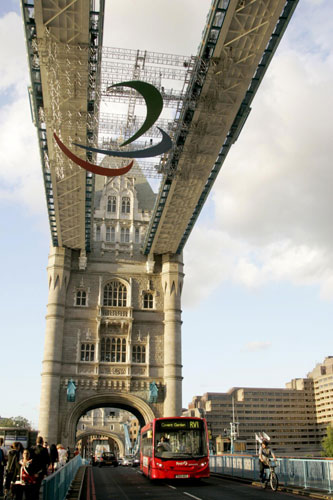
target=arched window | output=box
[120,227,130,243]
[81,343,95,361]
[132,345,146,363]
[103,281,127,307]
[101,337,111,361]
[143,292,153,309]
[76,290,87,306]
[135,227,140,243]
[121,197,130,214]
[106,226,115,242]
[107,196,116,213]
[101,337,126,362]
[95,225,101,241]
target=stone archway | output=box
[62,392,155,448]
[76,429,125,457]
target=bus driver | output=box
[157,436,171,453]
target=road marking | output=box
[90,468,96,500]
[167,484,177,490]
[183,493,203,500]
[86,467,91,500]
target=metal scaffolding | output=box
[96,47,198,180]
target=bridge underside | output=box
[23,0,298,256]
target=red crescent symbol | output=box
[53,133,134,177]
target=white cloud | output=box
[103,0,211,55]
[213,49,333,246]
[242,342,272,353]
[182,227,242,306]
[0,12,29,95]
[0,96,45,214]
[0,11,45,216]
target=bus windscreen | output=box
[154,419,207,459]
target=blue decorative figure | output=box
[149,382,158,403]
[67,379,76,402]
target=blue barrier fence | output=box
[42,455,85,500]
[209,454,333,493]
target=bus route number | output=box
[189,421,200,429]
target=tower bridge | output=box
[21,0,298,448]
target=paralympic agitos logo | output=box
[54,81,172,177]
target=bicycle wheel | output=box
[270,471,279,491]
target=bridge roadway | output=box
[84,466,303,500]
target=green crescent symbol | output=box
[111,81,164,146]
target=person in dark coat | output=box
[49,444,58,474]
[0,438,6,497]
[4,442,20,498]
[29,436,50,498]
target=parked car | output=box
[132,455,140,467]
[98,452,118,467]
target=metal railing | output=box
[42,455,85,500]
[209,454,333,493]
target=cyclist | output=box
[259,439,277,484]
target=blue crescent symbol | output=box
[73,127,172,158]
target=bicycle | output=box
[262,459,279,491]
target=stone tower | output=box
[38,167,184,446]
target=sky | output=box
[0,0,332,429]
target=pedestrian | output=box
[66,447,71,462]
[17,443,24,460]
[12,449,37,500]
[73,448,79,457]
[4,442,20,499]
[0,438,7,497]
[29,436,50,498]
[49,445,58,474]
[56,445,67,468]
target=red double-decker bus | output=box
[140,417,210,480]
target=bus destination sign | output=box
[158,420,202,431]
